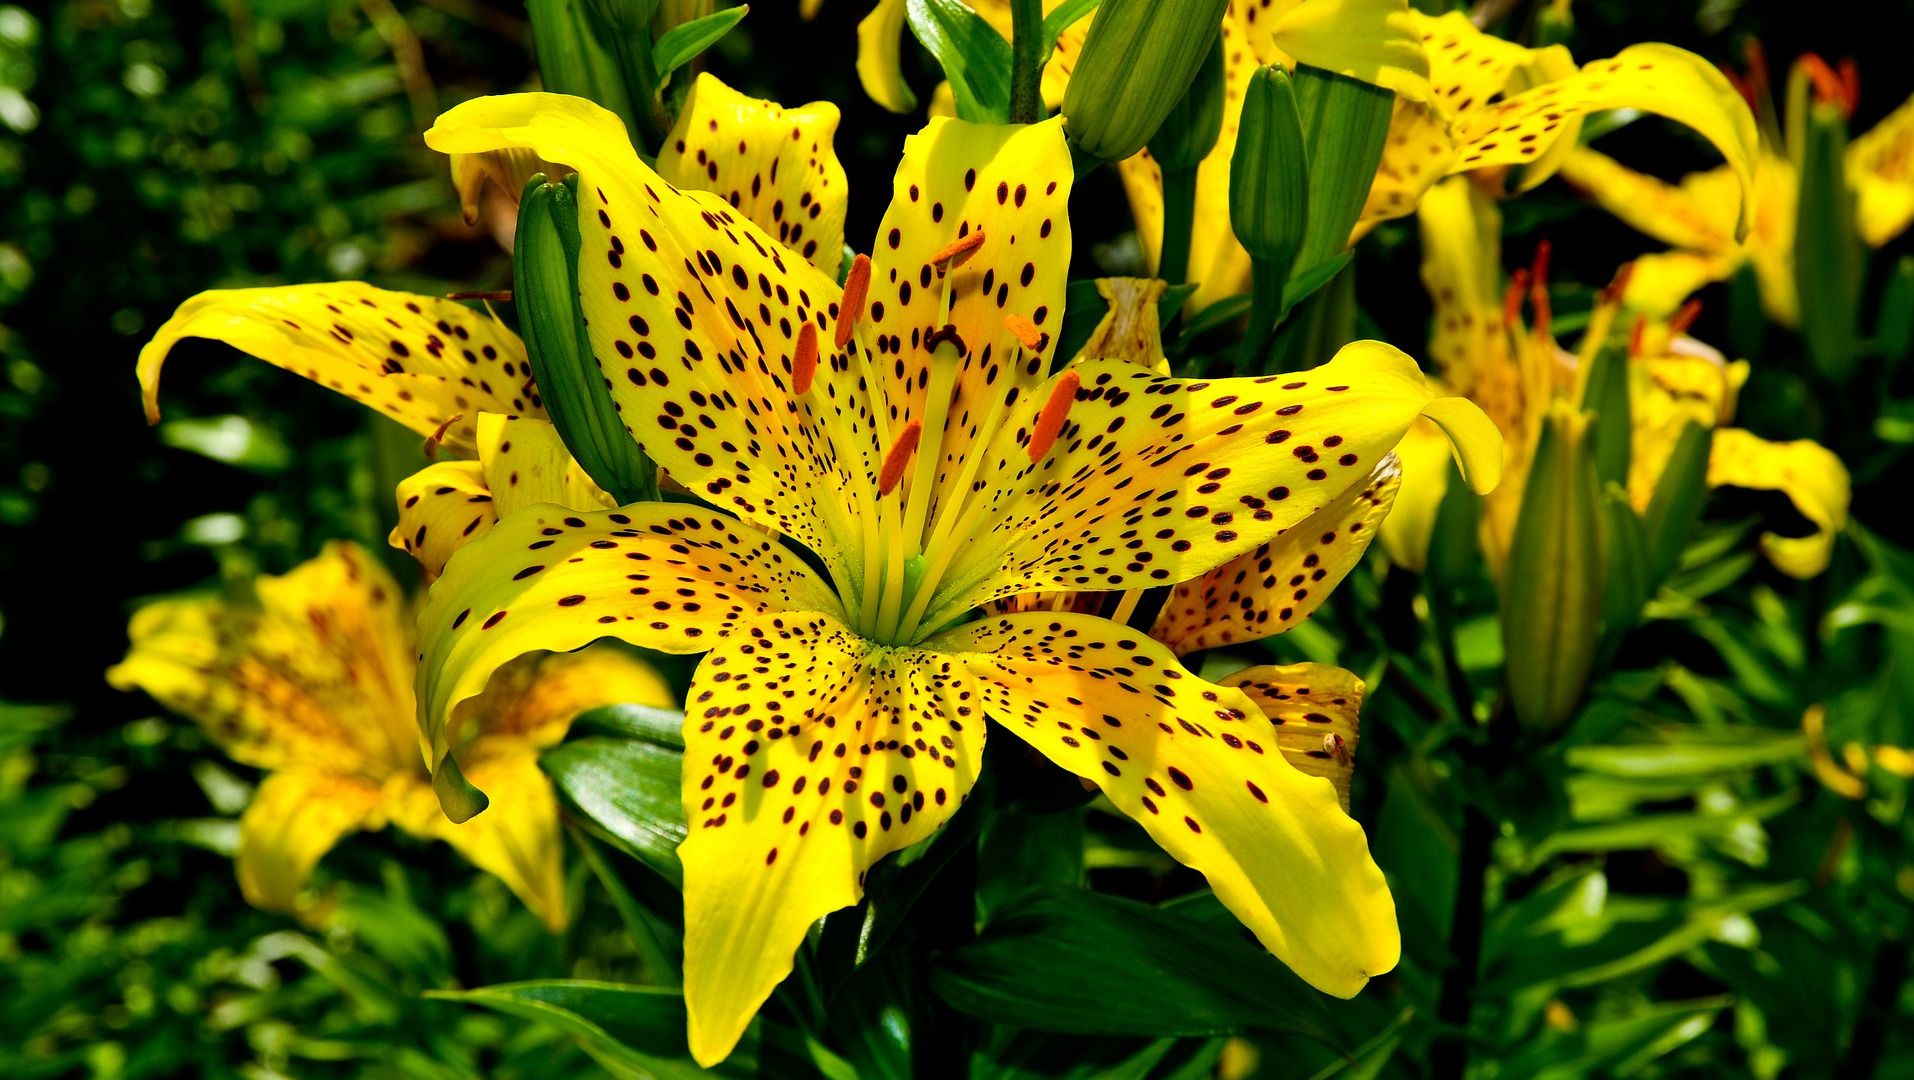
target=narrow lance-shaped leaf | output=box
[652,5,749,81]
[1641,420,1713,591]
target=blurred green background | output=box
[4,0,1914,1076]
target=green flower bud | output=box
[527,0,639,134]
[1501,400,1604,733]
[1795,99,1864,382]
[1147,32,1226,171]
[1640,420,1714,591]
[1062,0,1230,163]
[514,173,659,506]
[1230,65,1309,270]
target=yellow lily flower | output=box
[1118,1,1755,312]
[1804,703,1914,801]
[106,541,673,930]
[1388,176,1850,579]
[1560,52,1914,323]
[420,90,1502,1064]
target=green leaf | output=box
[1794,100,1866,382]
[1286,64,1393,280]
[1579,343,1632,488]
[652,5,750,82]
[1040,0,1100,56]
[906,0,1013,123]
[543,737,687,887]
[157,415,292,472]
[573,702,688,748]
[931,887,1338,1043]
[425,981,716,1079]
[1566,726,1805,779]
[976,807,1084,919]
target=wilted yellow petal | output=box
[1707,428,1849,578]
[1074,277,1169,368]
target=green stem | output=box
[1009,0,1044,124]
[1158,165,1198,287]
[1236,256,1286,374]
[603,22,669,155]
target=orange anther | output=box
[1668,298,1704,337]
[1742,39,1770,97]
[1027,370,1081,463]
[1799,54,1853,115]
[1503,268,1531,329]
[1529,242,1553,341]
[1628,314,1647,357]
[1838,58,1861,112]
[835,254,872,349]
[1004,313,1044,351]
[879,419,922,495]
[1601,262,1636,307]
[793,322,819,394]
[931,227,986,272]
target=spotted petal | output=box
[1218,663,1362,812]
[426,93,876,590]
[107,541,419,775]
[657,73,850,277]
[678,614,984,1065]
[935,612,1400,997]
[917,341,1501,631]
[392,461,497,578]
[1450,44,1760,241]
[868,115,1075,531]
[414,502,840,815]
[138,284,539,458]
[1150,454,1399,654]
[1417,176,1506,395]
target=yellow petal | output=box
[450,146,554,225]
[413,503,840,813]
[921,341,1502,627]
[386,745,571,930]
[478,412,617,519]
[678,614,985,1065]
[108,542,418,775]
[1847,90,1914,247]
[454,644,675,750]
[1451,44,1760,242]
[1357,99,1455,236]
[1218,663,1363,812]
[868,115,1076,532]
[426,93,871,587]
[1621,250,1743,318]
[1556,147,1737,254]
[1416,176,1504,396]
[138,284,539,458]
[1150,455,1399,653]
[656,73,850,277]
[1073,277,1169,368]
[392,460,498,578]
[857,0,918,114]
[1706,428,1849,579]
[1267,0,1431,103]
[1626,353,1731,509]
[936,612,1400,998]
[236,768,385,916]
[1375,416,1452,572]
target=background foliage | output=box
[3,0,1913,1077]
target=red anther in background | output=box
[1669,299,1704,338]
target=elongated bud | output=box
[1147,31,1226,171]
[879,420,922,495]
[793,321,820,394]
[1028,370,1082,462]
[526,0,639,137]
[1794,94,1863,382]
[1501,400,1604,733]
[836,253,871,348]
[514,173,659,505]
[1229,66,1309,271]
[1062,0,1230,163]
[1641,420,1714,591]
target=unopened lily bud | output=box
[1794,95,1864,382]
[1229,65,1309,271]
[514,173,659,505]
[1147,31,1226,172]
[1062,0,1230,164]
[1501,399,1603,733]
[526,0,638,134]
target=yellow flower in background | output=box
[1561,50,1914,324]
[422,90,1501,1064]
[1804,703,1914,801]
[107,542,673,929]
[1383,175,1850,580]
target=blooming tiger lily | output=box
[1114,0,1758,312]
[1380,176,1848,579]
[106,541,673,929]
[418,90,1500,1064]
[1559,52,1914,323]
